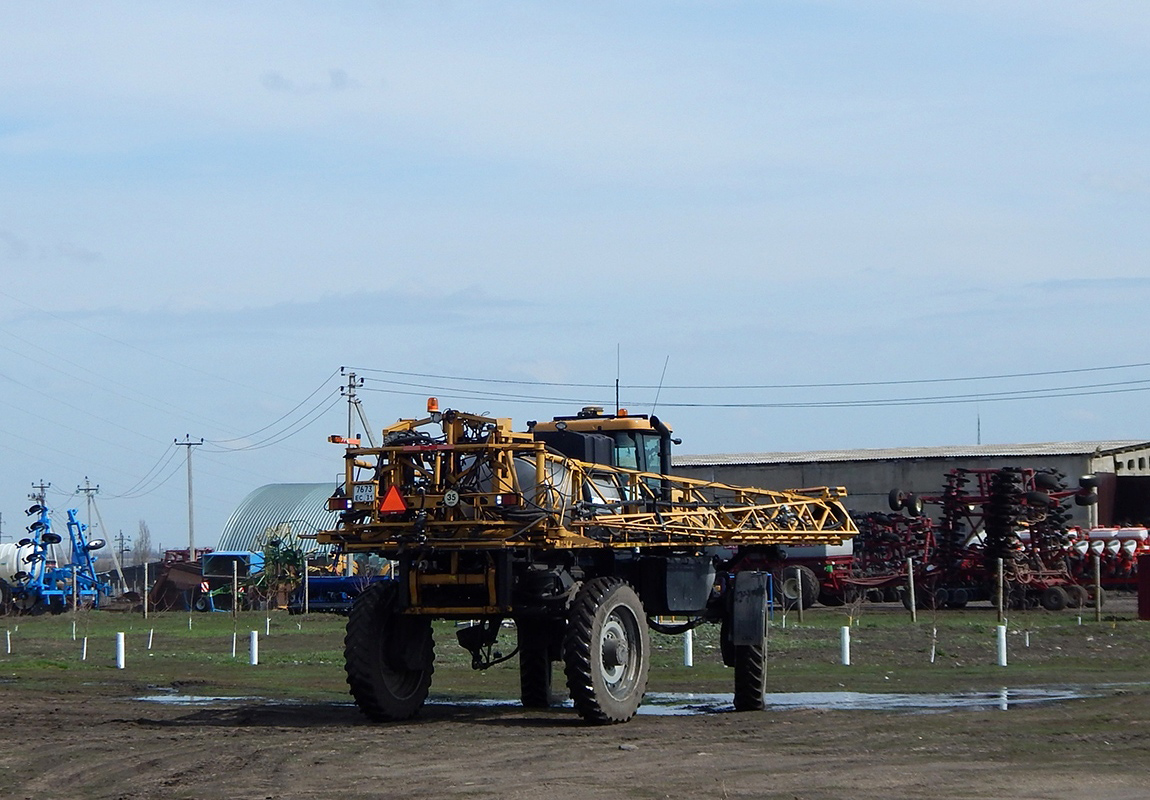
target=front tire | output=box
[344,582,434,721]
[721,618,766,711]
[563,578,650,724]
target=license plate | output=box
[352,483,376,504]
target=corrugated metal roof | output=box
[217,483,338,553]
[673,440,1148,468]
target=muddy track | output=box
[5,688,1149,800]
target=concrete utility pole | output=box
[341,369,377,447]
[77,477,100,539]
[115,529,130,567]
[30,480,50,505]
[341,372,374,578]
[175,436,204,558]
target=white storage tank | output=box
[0,542,35,584]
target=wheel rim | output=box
[600,609,640,700]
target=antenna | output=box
[651,356,670,415]
[615,344,620,415]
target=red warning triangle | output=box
[379,485,408,513]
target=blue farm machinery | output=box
[0,497,111,615]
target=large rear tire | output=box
[344,582,434,721]
[563,578,649,724]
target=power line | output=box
[345,360,1150,391]
[359,375,1150,410]
[203,391,342,452]
[206,369,341,444]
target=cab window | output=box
[613,434,638,470]
[641,435,662,474]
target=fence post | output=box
[906,558,917,623]
[796,575,804,624]
[1094,555,1102,623]
[996,558,1005,625]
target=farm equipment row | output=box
[789,467,1121,611]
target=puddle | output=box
[641,687,1090,715]
[138,694,266,706]
[136,686,1090,714]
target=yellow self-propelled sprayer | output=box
[319,399,856,724]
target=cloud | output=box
[0,230,98,262]
[56,241,101,263]
[1083,172,1150,195]
[0,229,29,259]
[1029,277,1150,293]
[261,68,359,95]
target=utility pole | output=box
[175,436,204,559]
[29,480,50,505]
[115,529,131,568]
[341,371,374,577]
[77,477,100,540]
[341,369,377,447]
[0,511,4,543]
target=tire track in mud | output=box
[6,692,1150,800]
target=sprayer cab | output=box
[529,406,677,476]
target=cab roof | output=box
[530,406,671,434]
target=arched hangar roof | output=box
[217,483,337,554]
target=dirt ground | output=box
[2,681,1147,799]
[4,599,1150,800]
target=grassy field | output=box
[2,597,1147,703]
[3,600,1149,799]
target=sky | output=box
[1,1,1148,551]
